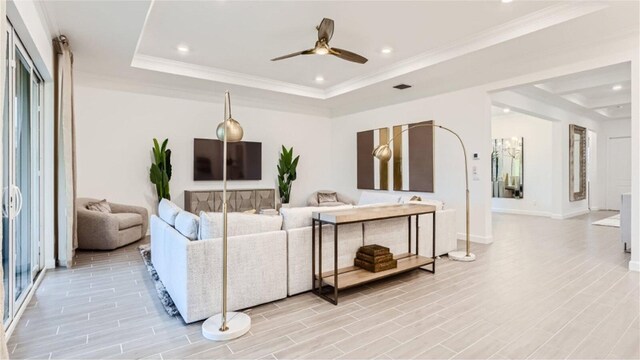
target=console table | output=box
[312,203,436,305]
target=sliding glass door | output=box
[2,22,44,329]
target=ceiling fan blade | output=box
[271,49,315,61]
[317,18,334,42]
[330,47,368,64]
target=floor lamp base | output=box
[448,251,476,262]
[202,312,251,341]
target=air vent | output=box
[393,84,412,90]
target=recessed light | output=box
[315,76,325,83]
[612,84,622,91]
[177,45,190,53]
[381,47,393,54]
[501,0,513,3]
[503,107,511,113]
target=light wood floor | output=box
[8,212,639,359]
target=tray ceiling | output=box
[40,1,638,115]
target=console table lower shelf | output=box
[315,253,434,290]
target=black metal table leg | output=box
[312,218,316,294]
[416,215,419,256]
[319,220,323,295]
[408,216,412,253]
[432,211,436,273]
[334,224,339,305]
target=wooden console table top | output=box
[312,203,436,225]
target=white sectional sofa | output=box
[150,193,457,322]
[151,200,288,323]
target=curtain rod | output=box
[53,35,69,54]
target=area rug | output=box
[592,214,620,228]
[138,244,180,317]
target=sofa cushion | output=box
[158,199,181,226]
[113,213,143,230]
[175,211,199,240]
[280,205,353,230]
[199,212,283,239]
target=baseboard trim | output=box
[551,209,590,220]
[492,208,552,217]
[629,260,640,272]
[457,233,493,244]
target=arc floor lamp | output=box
[372,121,476,262]
[202,91,252,341]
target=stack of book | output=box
[354,245,398,272]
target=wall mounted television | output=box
[193,138,262,181]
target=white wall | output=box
[74,83,334,216]
[330,87,493,244]
[491,113,553,216]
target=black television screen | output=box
[194,138,262,181]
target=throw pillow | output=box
[86,199,111,213]
[158,199,181,226]
[317,191,338,204]
[175,211,199,240]
[243,209,257,214]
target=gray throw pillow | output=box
[87,199,111,213]
[317,192,338,204]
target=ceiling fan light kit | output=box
[271,18,368,64]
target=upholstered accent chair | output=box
[77,198,149,250]
[306,190,356,207]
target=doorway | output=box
[606,136,631,210]
[2,22,45,329]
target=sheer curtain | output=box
[55,36,77,268]
[0,0,11,357]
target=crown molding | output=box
[131,54,326,99]
[34,0,60,37]
[323,2,609,98]
[131,2,609,100]
[74,70,331,117]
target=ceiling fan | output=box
[271,18,368,64]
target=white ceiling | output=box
[493,62,632,122]
[40,0,639,116]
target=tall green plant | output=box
[277,145,299,204]
[149,138,172,201]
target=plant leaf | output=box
[165,149,172,180]
[161,138,168,153]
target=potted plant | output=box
[150,138,172,201]
[277,145,299,207]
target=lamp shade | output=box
[216,118,244,142]
[216,91,244,143]
[372,144,392,162]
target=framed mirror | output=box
[491,137,524,199]
[569,124,587,201]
